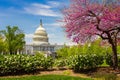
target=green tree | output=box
[56,45,69,58]
[0,26,25,54]
[0,35,5,54]
[82,39,112,55]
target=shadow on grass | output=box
[0,69,40,76]
[73,67,97,75]
[0,68,66,77]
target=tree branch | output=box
[88,10,105,32]
[96,32,109,40]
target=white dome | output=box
[35,25,45,31]
[33,20,49,45]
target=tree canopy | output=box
[62,0,120,69]
[0,35,5,53]
[0,26,25,54]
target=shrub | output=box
[0,54,54,75]
[34,52,54,69]
[34,53,46,67]
[0,55,38,75]
[54,59,67,68]
[104,54,113,66]
[66,54,104,71]
[41,57,54,69]
[105,53,120,67]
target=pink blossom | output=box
[62,0,120,43]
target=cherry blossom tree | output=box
[62,0,120,69]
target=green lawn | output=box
[0,75,93,80]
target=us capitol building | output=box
[24,20,63,56]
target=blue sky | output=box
[0,0,76,45]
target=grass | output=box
[63,70,71,75]
[93,72,120,80]
[0,75,93,80]
[100,60,109,67]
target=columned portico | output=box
[33,45,55,52]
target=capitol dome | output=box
[33,20,49,45]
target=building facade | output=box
[25,20,63,56]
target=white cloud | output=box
[25,33,33,44]
[24,3,60,17]
[48,33,57,39]
[45,22,65,32]
[47,1,61,8]
[44,22,64,27]
[32,3,51,9]
[25,33,33,38]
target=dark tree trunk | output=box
[10,49,13,55]
[106,32,118,70]
[19,50,21,54]
[111,42,118,70]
